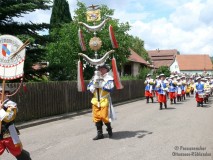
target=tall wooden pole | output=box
[0,79,6,134]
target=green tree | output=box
[155,66,171,77]
[129,36,150,61]
[47,0,74,80]
[46,1,132,80]
[137,67,151,80]
[50,0,72,27]
[0,0,51,81]
[46,23,79,80]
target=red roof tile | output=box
[176,54,213,71]
[148,49,178,57]
[128,48,148,65]
[153,60,174,68]
[147,49,177,68]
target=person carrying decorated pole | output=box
[77,5,122,140]
[194,77,204,107]
[144,74,154,103]
[87,64,117,140]
[156,74,168,110]
[168,75,177,104]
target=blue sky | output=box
[15,0,213,56]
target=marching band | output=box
[144,73,213,109]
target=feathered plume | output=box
[78,28,86,51]
[109,25,119,49]
[77,60,86,92]
[111,57,123,89]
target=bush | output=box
[155,66,171,77]
[137,67,151,80]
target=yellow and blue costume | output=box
[88,72,116,140]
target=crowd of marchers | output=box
[144,73,213,109]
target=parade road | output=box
[2,96,213,160]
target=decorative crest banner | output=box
[0,35,25,80]
[86,9,101,22]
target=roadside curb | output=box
[17,97,145,130]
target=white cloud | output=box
[114,10,149,23]
[13,10,51,24]
[129,0,213,56]
[169,0,205,31]
[199,0,213,25]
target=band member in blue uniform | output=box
[156,74,168,110]
[144,74,154,103]
[168,75,177,104]
[194,77,204,107]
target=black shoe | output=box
[160,103,162,110]
[146,97,149,103]
[93,134,104,140]
[177,97,180,102]
[16,150,32,160]
[107,128,113,138]
[197,102,200,107]
[93,121,104,140]
[105,123,113,138]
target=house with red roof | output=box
[147,49,177,69]
[121,48,149,76]
[170,54,213,75]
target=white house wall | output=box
[132,62,140,76]
[170,59,180,73]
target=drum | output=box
[198,93,204,98]
[0,35,26,79]
[205,91,210,94]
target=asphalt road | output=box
[1,95,213,160]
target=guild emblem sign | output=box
[86,9,101,22]
[0,35,26,79]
